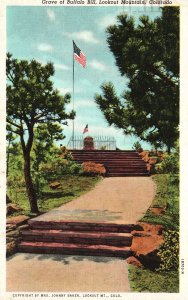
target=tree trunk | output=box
[167,145,171,154]
[23,151,39,213]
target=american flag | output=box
[83,124,88,134]
[73,41,86,68]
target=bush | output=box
[81,161,106,176]
[132,141,143,152]
[60,146,73,160]
[155,140,179,174]
[40,156,81,180]
[100,145,107,150]
[155,154,179,174]
[157,230,179,271]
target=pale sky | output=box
[7,5,162,149]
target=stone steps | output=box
[17,220,135,258]
[107,167,147,170]
[73,157,143,161]
[108,173,148,177]
[28,220,135,232]
[74,159,146,163]
[70,150,148,177]
[21,229,133,246]
[18,241,132,258]
[72,151,140,154]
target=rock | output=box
[150,207,165,215]
[6,237,16,243]
[126,256,143,268]
[6,204,23,215]
[131,222,164,270]
[139,151,149,162]
[6,241,17,257]
[7,215,29,227]
[132,222,164,235]
[6,224,17,232]
[148,157,158,165]
[49,181,61,189]
[131,234,164,256]
[17,224,29,231]
[6,230,19,238]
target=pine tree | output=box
[6,54,74,212]
[95,7,179,152]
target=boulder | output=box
[6,241,17,257]
[132,222,164,235]
[6,229,19,238]
[150,207,165,215]
[7,215,29,227]
[139,151,149,162]
[6,204,23,215]
[131,233,164,256]
[49,181,61,189]
[148,157,158,165]
[6,224,17,232]
[131,222,164,270]
[6,237,16,243]
[126,256,143,268]
[17,224,29,231]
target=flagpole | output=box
[72,40,75,149]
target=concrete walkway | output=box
[33,177,155,224]
[7,177,155,292]
[7,253,130,292]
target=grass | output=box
[128,173,179,293]
[7,175,101,216]
[141,174,179,230]
[129,265,179,293]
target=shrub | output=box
[155,154,179,174]
[61,146,73,160]
[40,156,81,180]
[157,230,179,271]
[81,161,106,176]
[132,141,143,152]
[7,174,25,189]
[155,140,179,174]
[100,145,107,150]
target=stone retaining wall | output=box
[6,216,29,257]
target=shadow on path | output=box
[8,253,123,265]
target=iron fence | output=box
[67,135,116,150]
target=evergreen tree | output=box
[6,54,74,212]
[95,7,179,152]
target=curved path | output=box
[34,177,156,224]
[7,177,156,292]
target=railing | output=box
[67,136,116,150]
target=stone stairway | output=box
[70,150,149,177]
[18,219,134,258]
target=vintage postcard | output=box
[0,0,188,299]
